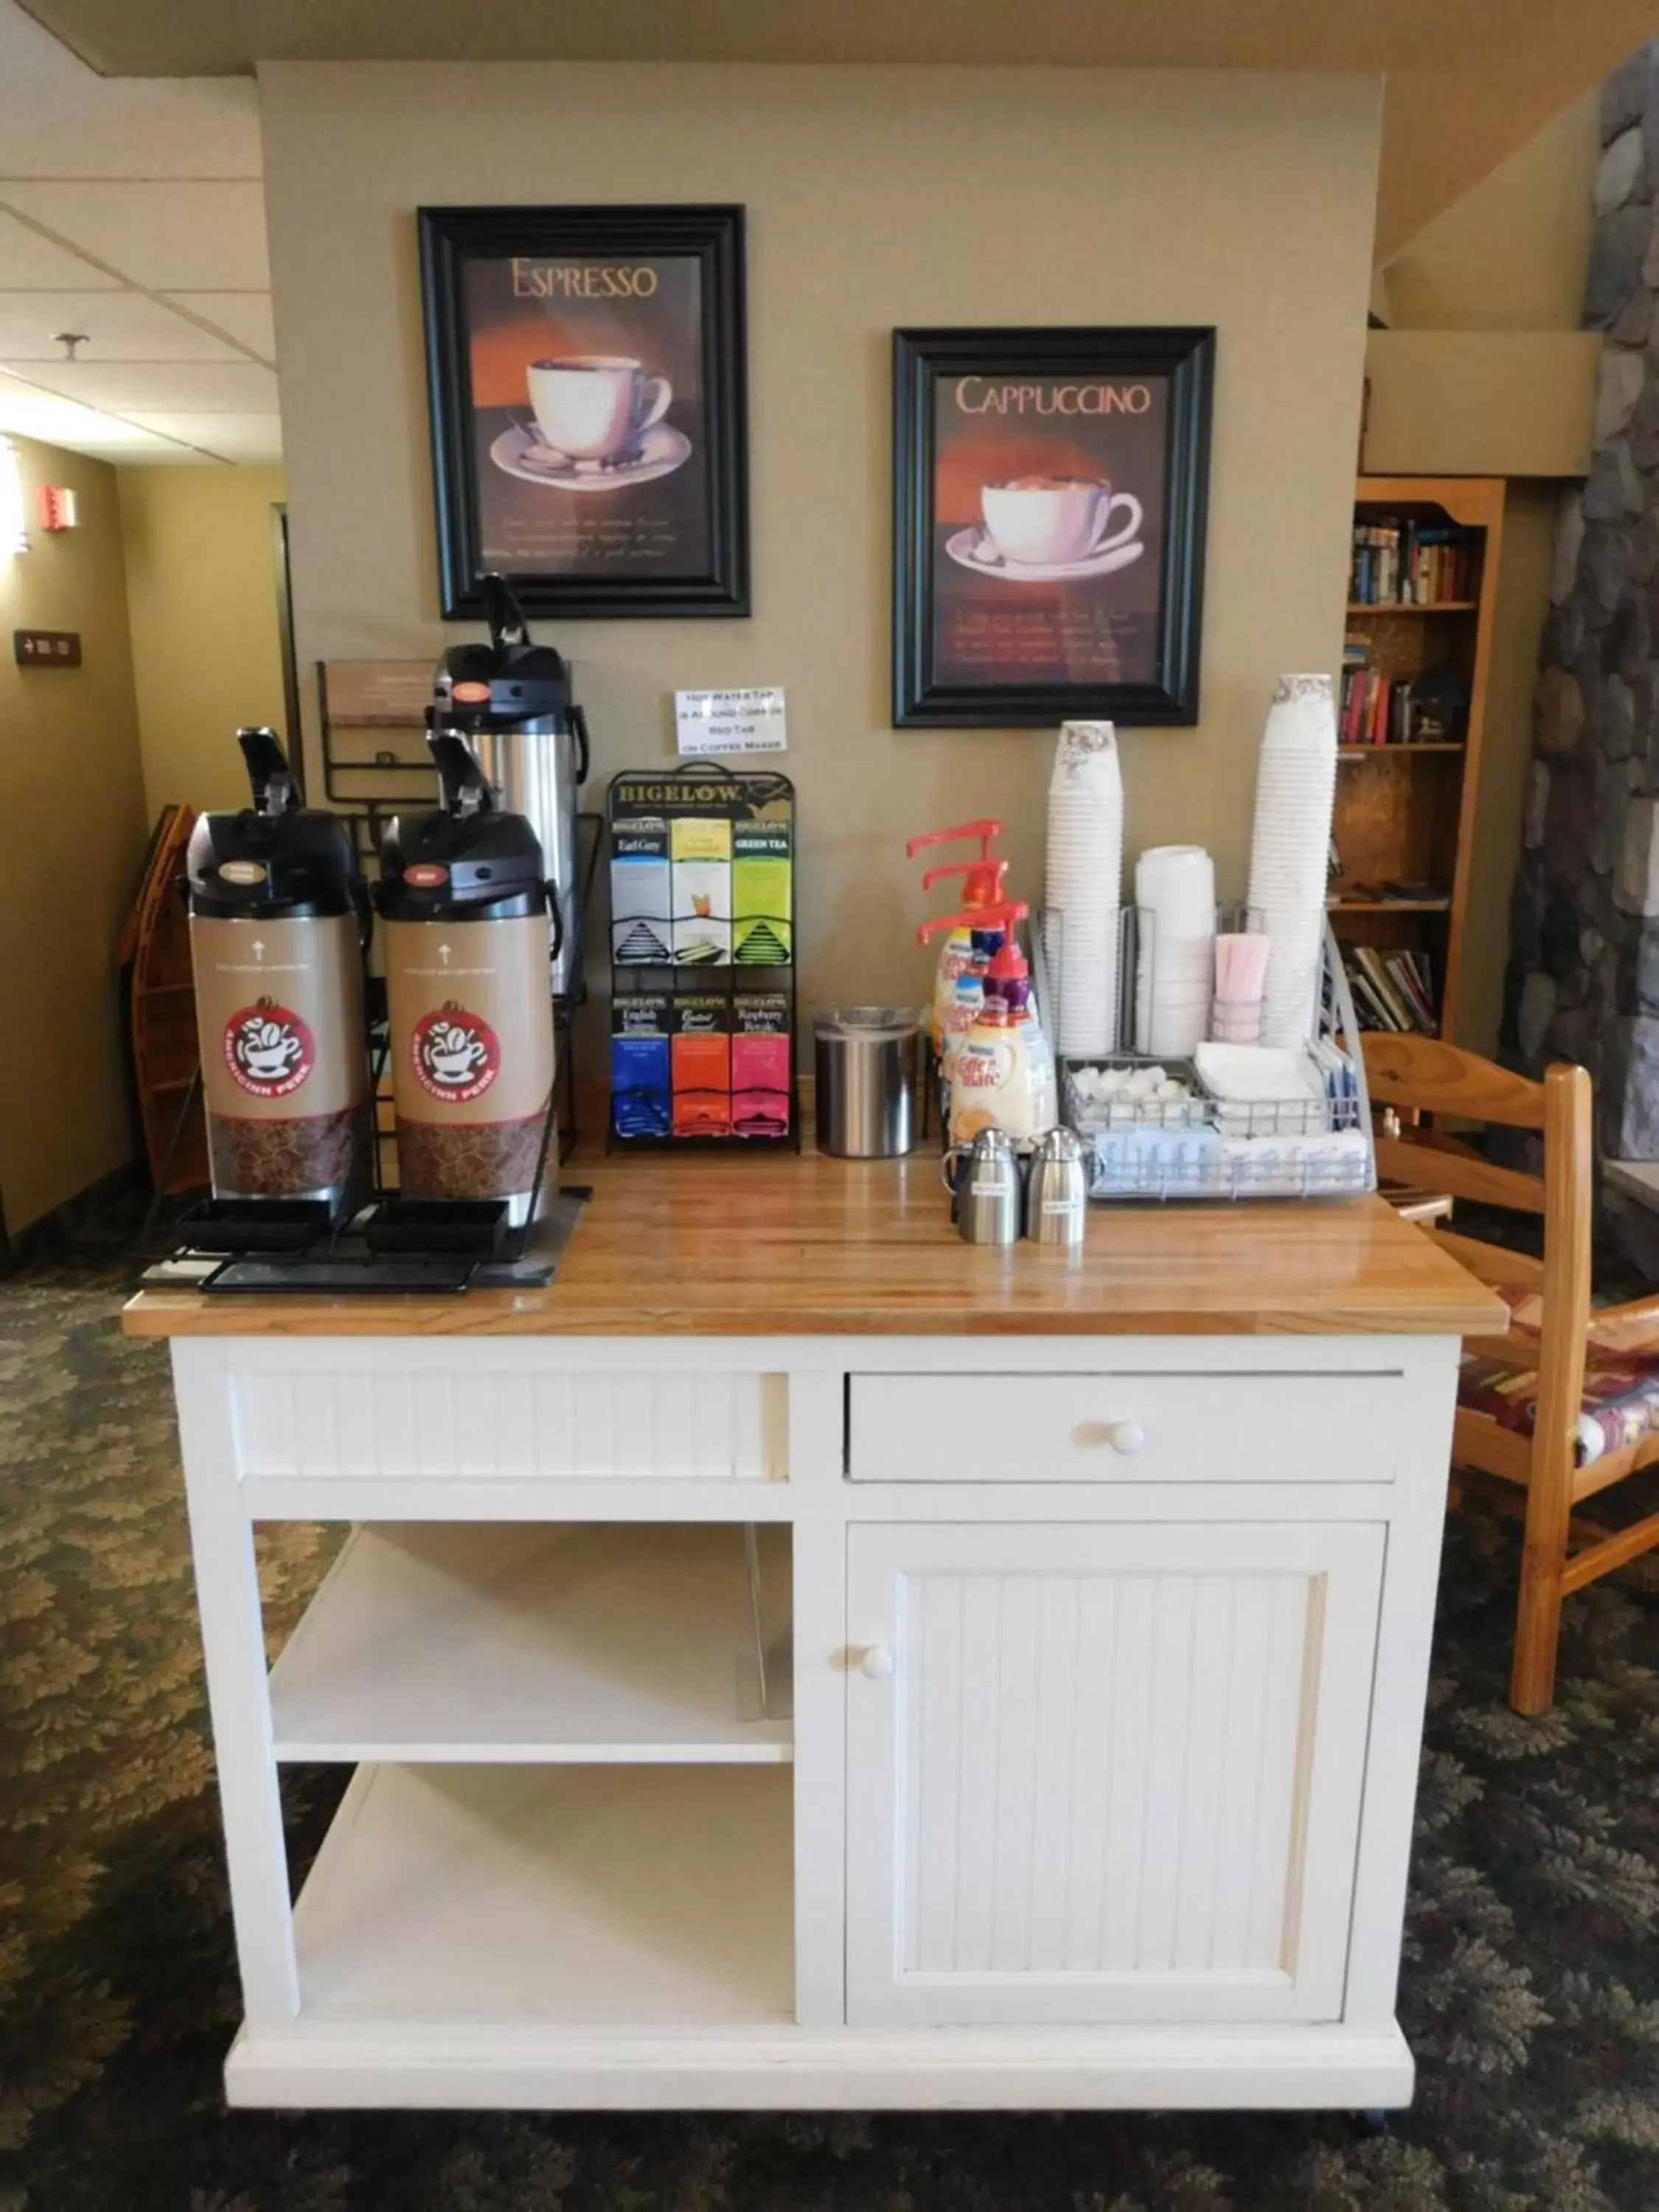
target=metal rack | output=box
[1035,921,1376,1201]
[608,763,800,1151]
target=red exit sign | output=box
[13,630,82,668]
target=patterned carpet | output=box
[2,1267,1658,2212]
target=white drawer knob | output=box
[1109,1420,1149,1456]
[859,1645,894,1680]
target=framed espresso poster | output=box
[892,327,1214,726]
[420,205,748,620]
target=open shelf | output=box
[1345,601,1476,614]
[1327,894,1452,915]
[269,1523,793,1764]
[1338,744,1464,760]
[293,1762,794,2026]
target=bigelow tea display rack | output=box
[607,764,799,1150]
[1034,919,1376,1201]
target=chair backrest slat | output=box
[1431,1227,1545,1291]
[1374,1134,1545,1215]
[1365,1035,1548,1130]
[1361,1035,1593,1470]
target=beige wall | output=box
[0,435,147,1230]
[117,465,290,818]
[1381,94,1599,333]
[260,61,1382,1020]
[1371,96,1599,1051]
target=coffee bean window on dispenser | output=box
[606,766,798,1150]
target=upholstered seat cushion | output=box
[1458,1285,1659,1467]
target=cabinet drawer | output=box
[226,1349,785,1482]
[847,1370,1400,1484]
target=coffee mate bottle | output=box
[187,727,371,1215]
[919,901,1041,1147]
[378,729,557,1226]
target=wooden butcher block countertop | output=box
[122,1147,1506,1340]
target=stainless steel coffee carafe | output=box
[949,1128,1023,1245]
[431,573,588,998]
[1025,1127,1089,1247]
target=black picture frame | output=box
[893,326,1214,727]
[420,205,749,621]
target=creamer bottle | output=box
[984,931,1057,1130]
[938,968,985,1135]
[920,902,1041,1145]
[905,818,1006,1051]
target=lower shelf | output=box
[269,1522,793,1763]
[293,1762,795,2028]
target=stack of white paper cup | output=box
[1133,845,1216,1057]
[1245,675,1339,1048]
[1043,720,1123,1057]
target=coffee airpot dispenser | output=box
[186,726,371,1217]
[378,729,559,1228]
[431,572,588,998]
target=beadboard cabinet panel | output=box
[846,1521,1384,2026]
[228,1351,784,1482]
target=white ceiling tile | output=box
[124,412,283,462]
[0,182,270,291]
[0,291,243,363]
[107,448,223,465]
[162,292,276,361]
[0,382,168,447]
[80,432,209,460]
[0,208,119,288]
[19,360,279,411]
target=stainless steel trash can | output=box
[813,1008,919,1158]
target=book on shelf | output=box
[1343,945,1438,1034]
[1339,635,1467,745]
[1349,516,1475,606]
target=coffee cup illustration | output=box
[527,355,672,462]
[978,474,1143,567]
[242,1020,302,1082]
[426,1021,489,1084]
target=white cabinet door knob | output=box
[1110,1420,1149,1456]
[859,1645,895,1680]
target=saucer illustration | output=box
[944,528,1147,585]
[489,421,693,493]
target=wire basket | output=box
[1034,920,1376,1202]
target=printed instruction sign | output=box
[675,686,787,757]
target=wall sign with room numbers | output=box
[14,629,82,668]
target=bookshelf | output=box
[1331,476,1504,1040]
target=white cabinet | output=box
[845,1520,1384,2028]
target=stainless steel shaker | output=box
[1025,1127,1089,1247]
[950,1127,1023,1245]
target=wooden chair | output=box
[1363,1032,1659,1714]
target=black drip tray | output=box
[174,1198,334,1254]
[206,1256,480,1294]
[361,1200,511,1258]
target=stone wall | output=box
[1509,43,1659,1191]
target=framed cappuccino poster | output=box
[420,205,748,620]
[892,327,1214,726]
